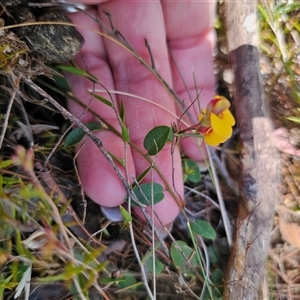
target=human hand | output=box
[65,1,216,227]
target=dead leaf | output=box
[12,121,59,144]
[277,205,300,250]
[22,230,48,250]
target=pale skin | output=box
[66,1,216,226]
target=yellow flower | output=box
[198,95,235,146]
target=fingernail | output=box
[156,222,173,239]
[57,1,94,13]
[197,161,208,172]
[101,206,123,222]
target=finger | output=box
[98,1,183,225]
[162,1,216,161]
[66,11,136,207]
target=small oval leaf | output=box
[145,256,164,275]
[144,126,172,155]
[182,158,201,183]
[64,122,102,147]
[190,220,216,240]
[128,182,164,206]
[118,274,137,289]
[170,241,198,273]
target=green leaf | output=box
[34,75,74,99]
[168,128,174,142]
[118,274,137,289]
[190,220,216,240]
[145,256,164,275]
[51,72,72,94]
[88,92,113,107]
[1,176,19,185]
[274,2,300,15]
[207,244,220,264]
[287,116,300,124]
[144,126,172,155]
[119,205,132,223]
[170,240,198,273]
[133,166,152,188]
[202,269,223,300]
[202,284,222,300]
[182,158,201,183]
[211,268,223,285]
[0,159,12,169]
[119,101,125,122]
[128,182,164,206]
[106,150,125,167]
[55,64,98,83]
[121,123,130,143]
[64,122,102,147]
[99,277,120,284]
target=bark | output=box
[223,1,280,299]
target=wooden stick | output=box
[224,1,279,299]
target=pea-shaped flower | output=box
[197,95,235,146]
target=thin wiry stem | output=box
[44,123,73,168]
[0,75,20,149]
[128,200,155,300]
[207,145,233,247]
